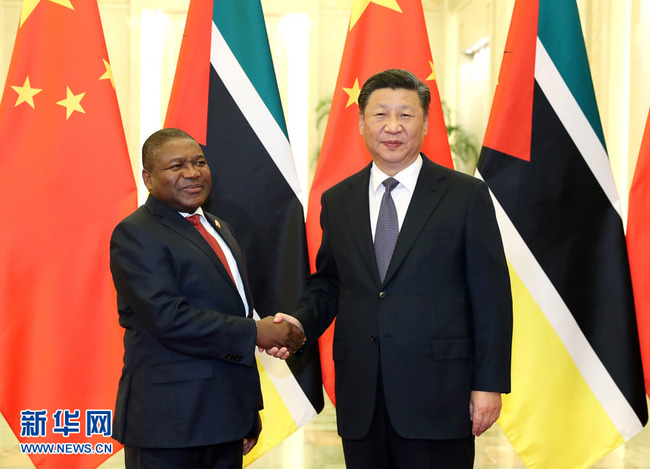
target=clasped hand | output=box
[256,313,305,360]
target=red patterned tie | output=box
[187,214,235,284]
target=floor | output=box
[2,398,649,468]
[245,399,650,469]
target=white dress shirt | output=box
[369,155,423,240]
[181,208,250,314]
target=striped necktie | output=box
[374,178,399,283]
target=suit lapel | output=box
[382,157,449,284]
[203,212,254,316]
[146,196,242,295]
[343,166,381,283]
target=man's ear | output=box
[358,110,364,135]
[142,169,152,191]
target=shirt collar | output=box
[370,154,423,194]
[179,207,206,219]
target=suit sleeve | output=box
[110,218,258,365]
[466,181,513,392]
[295,194,340,342]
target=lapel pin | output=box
[214,219,221,229]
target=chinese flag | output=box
[0,1,136,468]
[306,0,453,404]
[627,108,650,397]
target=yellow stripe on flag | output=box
[499,264,624,469]
[244,357,299,466]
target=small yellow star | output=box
[56,87,86,119]
[427,60,437,81]
[343,78,361,108]
[11,76,42,108]
[350,0,402,31]
[20,0,74,27]
[100,59,115,89]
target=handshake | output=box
[255,313,305,360]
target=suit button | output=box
[379,291,387,299]
[370,335,378,343]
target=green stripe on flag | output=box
[538,0,606,149]
[213,0,288,137]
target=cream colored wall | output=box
[1,0,648,213]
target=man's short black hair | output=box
[142,128,197,170]
[358,69,431,116]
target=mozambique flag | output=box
[305,0,453,405]
[628,108,650,396]
[0,1,136,468]
[477,0,648,467]
[164,0,324,463]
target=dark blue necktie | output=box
[374,178,399,283]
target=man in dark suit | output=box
[274,69,512,468]
[109,128,305,469]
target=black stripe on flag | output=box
[478,82,647,420]
[203,66,324,412]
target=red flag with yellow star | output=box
[306,0,452,404]
[0,1,136,468]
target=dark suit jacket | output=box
[296,155,512,440]
[109,194,262,448]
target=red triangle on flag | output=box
[627,108,650,397]
[164,0,212,145]
[481,0,538,161]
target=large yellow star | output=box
[427,60,437,81]
[343,78,361,108]
[100,59,115,89]
[11,76,42,108]
[350,0,402,31]
[56,87,86,119]
[20,0,74,27]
